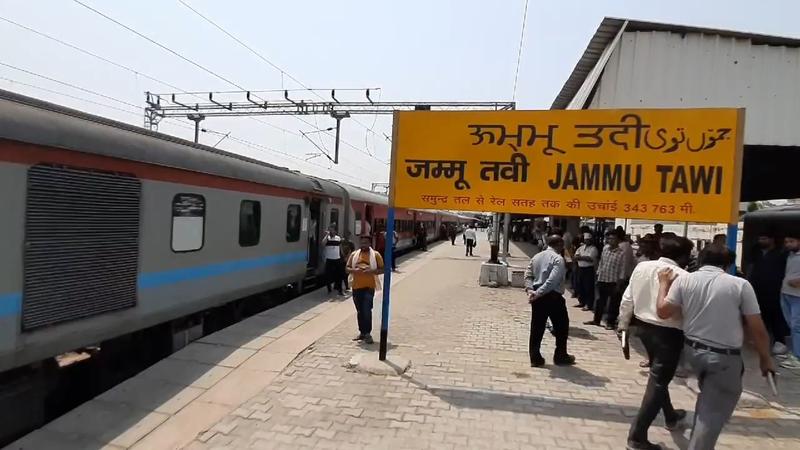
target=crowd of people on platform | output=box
[525,223,800,450]
[510,221,549,245]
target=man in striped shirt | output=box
[586,230,626,329]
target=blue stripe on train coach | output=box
[0,293,22,318]
[0,250,308,318]
[137,251,307,290]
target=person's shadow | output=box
[547,365,610,387]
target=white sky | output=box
[2,0,798,188]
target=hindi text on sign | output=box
[391,109,744,223]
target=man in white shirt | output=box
[322,226,344,296]
[574,233,599,310]
[619,235,693,450]
[464,225,477,256]
[657,244,774,450]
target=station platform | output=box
[7,239,800,450]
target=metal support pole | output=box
[331,111,350,165]
[489,213,501,263]
[683,222,689,238]
[187,114,205,143]
[378,207,395,361]
[502,213,511,262]
[726,223,738,275]
[333,117,342,164]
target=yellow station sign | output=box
[389,109,744,223]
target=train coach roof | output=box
[0,89,341,196]
[337,182,390,204]
[744,204,800,221]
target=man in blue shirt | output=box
[525,235,576,367]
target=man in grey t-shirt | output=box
[656,244,774,450]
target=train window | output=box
[330,208,340,230]
[172,193,205,252]
[239,200,261,247]
[355,210,362,235]
[286,204,301,242]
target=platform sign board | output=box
[389,109,745,224]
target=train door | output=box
[365,204,373,236]
[307,198,322,271]
[329,207,340,231]
[354,207,363,236]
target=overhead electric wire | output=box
[0,61,141,109]
[177,0,382,134]
[512,0,530,102]
[177,0,310,95]
[0,68,364,181]
[72,0,387,166]
[0,14,303,138]
[0,61,207,135]
[175,0,389,163]
[0,15,185,94]
[0,15,371,174]
[0,76,142,117]
[72,0,247,92]
[204,129,366,185]
[4,9,384,172]
[0,72,199,134]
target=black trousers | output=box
[450,235,456,245]
[576,266,595,307]
[529,292,570,362]
[629,321,683,443]
[593,281,621,325]
[325,258,342,293]
[466,238,475,256]
[418,235,427,250]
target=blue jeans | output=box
[781,293,800,358]
[352,289,374,336]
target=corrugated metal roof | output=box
[565,20,628,109]
[588,30,800,146]
[552,18,627,110]
[552,17,800,110]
